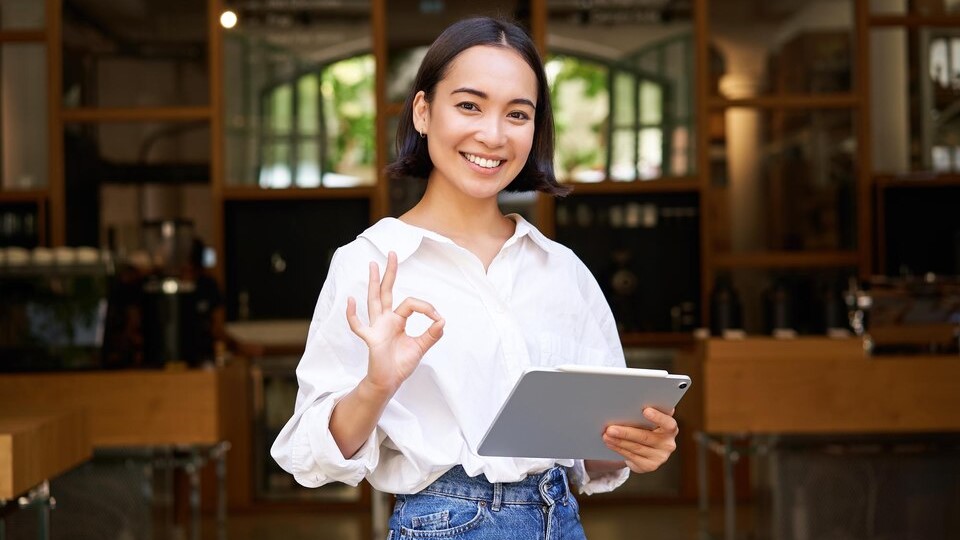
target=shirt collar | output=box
[358,213,558,263]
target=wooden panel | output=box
[870,14,960,27]
[0,190,46,203]
[0,367,241,446]
[47,0,63,246]
[694,0,712,329]
[564,178,700,195]
[225,320,309,358]
[61,106,212,123]
[708,93,858,109]
[855,0,872,277]
[0,30,45,42]
[209,0,226,288]
[0,411,91,499]
[712,250,860,268]
[222,186,375,201]
[702,338,960,434]
[875,174,960,189]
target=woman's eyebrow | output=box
[451,87,536,109]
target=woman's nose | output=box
[474,117,506,147]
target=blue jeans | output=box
[387,465,587,540]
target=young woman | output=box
[272,17,679,539]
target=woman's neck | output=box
[400,177,513,242]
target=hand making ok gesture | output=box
[345,251,445,396]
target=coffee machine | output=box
[139,219,203,367]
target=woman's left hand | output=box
[602,407,679,474]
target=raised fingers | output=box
[367,261,382,323]
[345,296,369,341]
[380,251,398,313]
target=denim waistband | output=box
[419,466,571,509]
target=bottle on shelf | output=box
[710,274,743,337]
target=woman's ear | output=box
[412,90,429,133]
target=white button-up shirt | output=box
[271,214,630,495]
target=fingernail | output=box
[644,409,656,419]
[607,427,620,438]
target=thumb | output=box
[413,318,445,354]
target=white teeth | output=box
[465,153,501,169]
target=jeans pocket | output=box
[400,494,487,538]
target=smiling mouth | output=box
[461,152,504,169]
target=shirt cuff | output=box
[289,389,380,488]
[568,459,631,495]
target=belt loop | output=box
[492,482,503,512]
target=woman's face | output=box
[414,45,538,201]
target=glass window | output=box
[1,43,47,190]
[223,2,373,188]
[547,54,609,183]
[62,0,208,108]
[709,0,854,97]
[0,0,45,30]
[871,28,960,174]
[548,0,696,181]
[708,108,857,253]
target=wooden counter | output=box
[0,411,91,500]
[0,365,245,447]
[225,320,309,357]
[0,362,251,508]
[696,338,960,434]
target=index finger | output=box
[380,251,398,312]
[643,407,679,433]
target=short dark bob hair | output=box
[385,17,570,196]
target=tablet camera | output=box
[678,382,688,389]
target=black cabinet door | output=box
[225,198,370,320]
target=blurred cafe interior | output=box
[1,0,959,539]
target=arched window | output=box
[258,54,376,188]
[547,34,695,183]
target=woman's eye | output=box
[508,111,531,121]
[457,102,479,112]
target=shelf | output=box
[0,190,47,203]
[222,186,376,200]
[708,93,858,110]
[870,14,960,27]
[61,106,212,123]
[875,173,960,189]
[620,332,696,348]
[713,250,860,269]
[0,30,45,43]
[563,177,700,195]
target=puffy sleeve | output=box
[568,257,631,495]
[270,248,381,488]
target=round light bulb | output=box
[220,10,238,29]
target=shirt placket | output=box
[444,243,531,378]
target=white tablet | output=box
[476,364,691,461]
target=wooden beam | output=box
[0,30,45,42]
[61,106,212,123]
[47,0,64,246]
[856,0,873,278]
[708,93,858,109]
[564,177,700,195]
[695,0,713,328]
[372,0,388,222]
[712,250,861,269]
[222,186,376,201]
[209,0,226,288]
